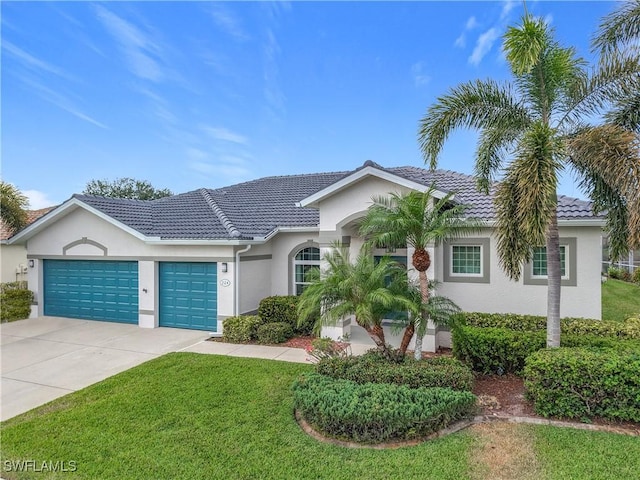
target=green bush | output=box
[316,350,474,391]
[292,373,477,443]
[222,315,264,343]
[0,283,33,322]
[258,295,315,335]
[452,323,640,374]
[524,347,640,422]
[633,268,640,284]
[256,322,294,344]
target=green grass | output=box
[602,279,640,322]
[0,354,475,480]
[530,424,640,480]
[2,354,637,480]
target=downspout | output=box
[234,244,252,316]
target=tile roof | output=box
[0,206,57,240]
[70,164,597,241]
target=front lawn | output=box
[0,354,473,480]
[602,278,640,322]
[1,354,638,480]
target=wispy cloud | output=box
[500,0,517,21]
[94,5,165,82]
[411,61,431,87]
[3,41,75,81]
[263,28,286,117]
[454,15,479,49]
[23,190,57,209]
[209,3,250,41]
[202,126,248,145]
[18,75,108,129]
[469,28,500,66]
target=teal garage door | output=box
[44,260,138,323]
[159,262,217,331]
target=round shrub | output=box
[0,283,33,322]
[524,347,640,422]
[258,295,316,335]
[256,322,294,344]
[222,315,264,343]
[292,373,477,443]
[316,350,474,391]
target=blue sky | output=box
[2,1,617,208]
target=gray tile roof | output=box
[73,163,598,241]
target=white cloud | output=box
[209,3,250,41]
[23,190,57,209]
[411,62,431,87]
[3,41,75,81]
[469,28,500,66]
[202,126,248,145]
[466,16,479,30]
[94,5,165,82]
[500,0,516,21]
[454,34,466,48]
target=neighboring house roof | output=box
[11,162,599,243]
[0,206,57,241]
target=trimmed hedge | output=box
[524,347,640,422]
[316,350,474,392]
[258,295,315,335]
[292,373,477,443]
[1,282,33,322]
[452,313,640,374]
[222,315,264,343]
[256,322,294,344]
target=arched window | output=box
[293,247,320,295]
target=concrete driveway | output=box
[1,317,207,421]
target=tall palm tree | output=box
[297,244,416,352]
[359,187,481,356]
[0,181,29,234]
[419,15,640,347]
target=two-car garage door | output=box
[43,260,218,330]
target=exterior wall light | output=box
[221,262,228,273]
[28,260,35,268]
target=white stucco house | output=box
[8,161,603,351]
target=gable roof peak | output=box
[199,188,241,238]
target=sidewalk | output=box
[180,339,374,363]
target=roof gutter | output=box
[234,244,252,316]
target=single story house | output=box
[9,161,603,351]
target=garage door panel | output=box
[44,260,138,324]
[159,262,217,331]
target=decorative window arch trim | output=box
[62,237,108,256]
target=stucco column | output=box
[138,261,157,328]
[318,236,352,341]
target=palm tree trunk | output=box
[546,207,561,348]
[399,321,414,354]
[364,323,387,350]
[413,269,430,359]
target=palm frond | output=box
[504,15,550,76]
[0,181,29,233]
[592,0,640,57]
[419,79,530,169]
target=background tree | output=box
[83,178,172,200]
[0,181,29,233]
[297,244,417,353]
[419,15,640,347]
[359,188,480,357]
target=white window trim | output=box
[449,244,484,278]
[292,247,320,295]
[531,245,569,280]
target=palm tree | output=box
[418,15,640,347]
[297,243,416,352]
[0,181,29,234]
[403,279,461,359]
[359,187,481,356]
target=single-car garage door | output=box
[159,262,217,331]
[44,260,138,323]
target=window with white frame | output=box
[451,245,482,275]
[524,238,576,286]
[443,238,490,284]
[293,247,320,295]
[531,245,567,278]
